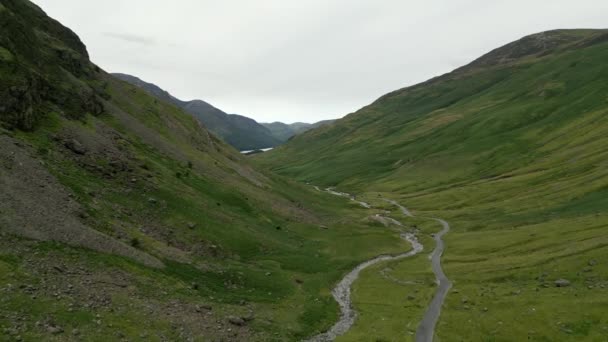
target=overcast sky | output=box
[33,1,607,123]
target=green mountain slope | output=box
[262,120,335,142]
[260,29,608,188]
[0,1,409,340]
[260,122,296,142]
[258,29,608,340]
[113,73,281,151]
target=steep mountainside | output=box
[113,73,280,151]
[262,120,335,142]
[0,1,408,340]
[258,29,608,340]
[260,29,608,187]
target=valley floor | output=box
[322,186,608,342]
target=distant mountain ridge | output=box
[262,120,335,142]
[113,73,281,150]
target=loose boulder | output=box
[64,139,87,155]
[228,316,246,326]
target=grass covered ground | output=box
[2,2,608,340]
[0,2,415,339]
[257,29,608,340]
[0,76,411,340]
[335,204,440,342]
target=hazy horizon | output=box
[33,0,608,123]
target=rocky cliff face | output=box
[0,0,105,130]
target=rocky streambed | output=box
[307,187,452,342]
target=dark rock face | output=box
[64,139,87,155]
[1,76,46,130]
[0,0,105,130]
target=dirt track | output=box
[306,189,451,342]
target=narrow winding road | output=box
[385,199,453,341]
[307,188,451,342]
[415,218,451,342]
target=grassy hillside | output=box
[263,120,336,143]
[258,29,608,340]
[261,122,297,142]
[0,1,407,340]
[113,73,281,151]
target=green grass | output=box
[437,214,608,341]
[0,2,414,338]
[3,74,410,339]
[3,4,608,340]
[337,213,439,342]
[257,30,608,340]
[0,46,13,61]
